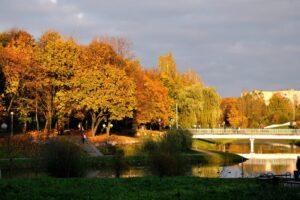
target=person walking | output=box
[81,132,86,144]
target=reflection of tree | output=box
[191,159,296,178]
[191,165,220,178]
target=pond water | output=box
[220,139,300,154]
[84,158,296,178]
[1,140,299,179]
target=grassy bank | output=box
[0,176,299,200]
[192,139,239,150]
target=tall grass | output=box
[42,139,86,178]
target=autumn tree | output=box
[0,30,34,112]
[134,68,172,128]
[63,41,136,136]
[0,30,36,132]
[95,36,134,59]
[34,31,79,131]
[220,97,238,127]
[267,93,293,124]
[181,68,203,86]
[238,93,267,127]
[228,106,248,128]
[222,97,248,128]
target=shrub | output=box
[160,129,192,153]
[141,139,159,154]
[42,139,86,178]
[143,129,192,177]
[98,144,118,155]
[0,134,40,158]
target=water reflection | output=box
[220,140,300,154]
[86,167,150,178]
[2,140,299,178]
[191,158,297,178]
[1,158,298,179]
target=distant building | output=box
[241,89,300,105]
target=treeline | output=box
[221,93,300,128]
[0,29,220,135]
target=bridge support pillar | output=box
[250,138,255,153]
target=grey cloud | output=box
[0,0,300,97]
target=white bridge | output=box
[189,128,300,153]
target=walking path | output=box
[81,137,103,157]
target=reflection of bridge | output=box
[238,154,299,160]
[189,128,300,153]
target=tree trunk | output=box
[106,121,111,137]
[91,112,96,136]
[22,121,27,133]
[90,111,104,136]
[35,93,40,131]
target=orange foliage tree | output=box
[61,41,136,136]
[134,69,172,128]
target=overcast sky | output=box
[1,0,299,97]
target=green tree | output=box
[199,87,221,128]
[177,84,203,128]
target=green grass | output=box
[207,150,246,164]
[192,139,239,150]
[0,176,298,200]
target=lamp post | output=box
[10,112,14,137]
[158,118,161,130]
[1,122,7,133]
[175,102,178,129]
[103,123,113,144]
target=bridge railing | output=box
[187,128,300,135]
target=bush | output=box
[141,139,159,154]
[42,139,86,178]
[160,129,192,153]
[0,134,40,158]
[142,130,192,177]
